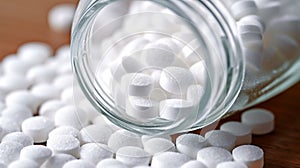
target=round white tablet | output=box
[63,159,95,168]
[30,84,60,103]
[197,147,233,168]
[216,161,248,168]
[80,143,113,165]
[2,132,33,147]
[0,74,30,92]
[176,133,208,158]
[47,135,80,158]
[151,152,191,168]
[241,108,274,135]
[143,138,175,155]
[1,105,32,125]
[232,145,264,168]
[181,160,207,168]
[8,159,39,168]
[20,145,52,166]
[27,66,57,84]
[0,117,20,136]
[96,158,128,168]
[53,74,74,91]
[159,99,195,121]
[22,116,55,143]
[0,142,23,165]
[116,146,151,167]
[141,134,172,144]
[108,129,143,152]
[80,124,113,145]
[189,61,206,86]
[48,4,76,32]
[41,154,76,168]
[220,121,252,146]
[2,56,31,75]
[126,97,159,120]
[160,67,195,95]
[127,73,153,97]
[49,126,80,140]
[205,130,237,151]
[39,99,65,121]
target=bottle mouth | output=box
[71,0,244,135]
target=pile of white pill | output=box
[0,1,284,167]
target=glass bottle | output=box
[71,0,300,135]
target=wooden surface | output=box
[0,0,299,167]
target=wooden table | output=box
[0,0,299,167]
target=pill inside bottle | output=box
[71,0,300,135]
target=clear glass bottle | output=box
[71,0,300,135]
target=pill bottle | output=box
[71,0,300,135]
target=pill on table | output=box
[30,84,60,103]
[2,132,33,147]
[186,85,204,104]
[108,129,143,152]
[0,74,30,92]
[142,43,176,68]
[47,135,80,158]
[39,99,65,121]
[151,152,191,168]
[96,158,128,168]
[126,97,159,121]
[230,0,258,20]
[216,161,248,168]
[56,44,71,60]
[241,108,274,135]
[41,154,76,168]
[1,105,32,125]
[205,130,236,151]
[48,126,80,140]
[189,61,206,86]
[60,87,74,104]
[48,4,76,32]
[127,73,153,97]
[197,147,233,168]
[8,159,39,168]
[0,117,20,137]
[0,142,23,165]
[181,160,207,168]
[53,74,74,91]
[141,134,172,145]
[80,124,113,145]
[2,56,31,75]
[176,133,207,159]
[159,99,195,121]
[80,143,113,165]
[62,160,95,168]
[17,42,52,66]
[143,138,175,155]
[5,90,40,114]
[55,105,89,130]
[20,145,52,166]
[92,115,121,131]
[220,121,252,146]
[160,67,195,95]
[232,145,264,168]
[116,146,151,167]
[22,116,54,143]
[27,66,57,84]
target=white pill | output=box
[151,152,191,168]
[160,67,195,95]
[5,90,40,114]
[126,97,159,120]
[49,126,80,139]
[39,99,65,121]
[55,105,89,130]
[0,142,23,165]
[63,160,95,168]
[142,43,176,68]
[189,61,206,86]
[241,108,274,135]
[60,87,74,104]
[20,145,52,166]
[180,39,203,66]
[2,132,33,147]
[176,133,208,159]
[238,15,265,33]
[27,66,57,84]
[151,70,162,87]
[141,134,172,144]
[41,154,76,168]
[92,115,121,131]
[57,62,72,75]
[47,135,80,158]
[120,38,150,56]
[56,45,71,60]
[80,124,113,145]
[30,84,60,103]
[186,85,204,104]
[8,159,39,168]
[220,121,252,146]
[1,105,32,125]
[205,130,236,151]
[156,38,181,54]
[96,159,128,168]
[17,42,52,66]
[53,74,74,90]
[80,143,113,165]
[22,116,54,143]
[128,73,153,97]
[143,138,175,155]
[108,129,143,152]
[197,147,233,168]
[2,56,31,75]
[116,146,151,167]
[181,160,207,168]
[0,74,30,92]
[159,99,195,121]
[230,0,258,20]
[232,145,264,168]
[48,4,76,32]
[216,161,248,168]
[0,117,20,137]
